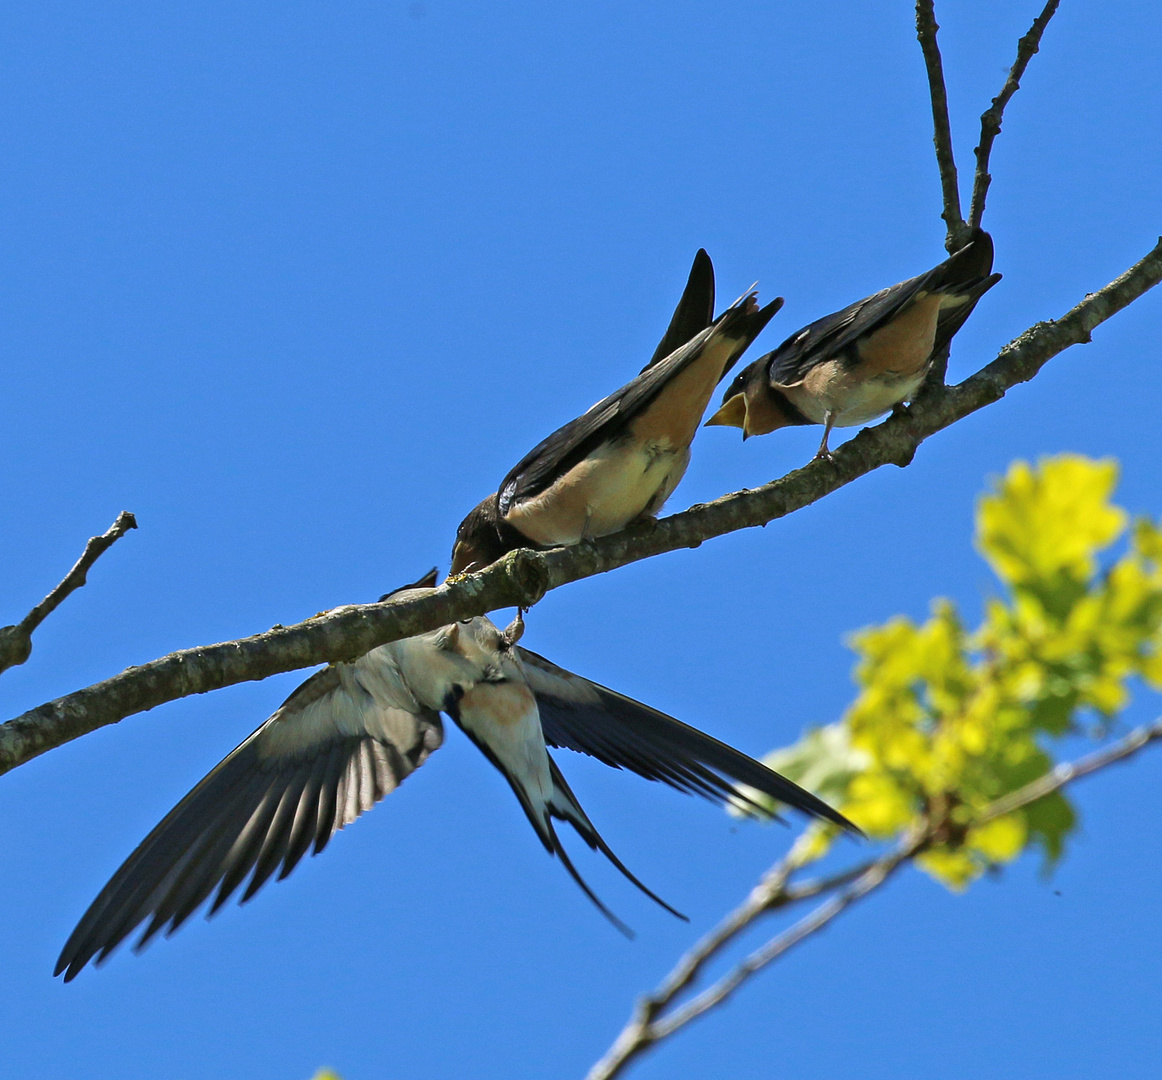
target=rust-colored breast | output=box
[459,681,536,727]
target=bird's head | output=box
[449,497,507,576]
[705,353,802,439]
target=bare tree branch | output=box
[0,512,137,678]
[586,716,1162,1080]
[915,0,968,250]
[648,836,918,1041]
[1,240,1159,778]
[969,0,1061,230]
[977,716,1162,823]
[583,838,888,1080]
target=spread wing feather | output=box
[55,658,443,981]
[518,648,855,831]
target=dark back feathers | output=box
[764,228,1000,387]
[499,291,781,513]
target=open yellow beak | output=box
[705,393,748,431]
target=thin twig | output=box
[651,836,920,1040]
[586,716,1162,1079]
[978,715,1162,823]
[585,843,888,1080]
[586,833,925,1080]
[1,240,1160,777]
[0,512,137,677]
[915,0,968,250]
[645,846,881,1020]
[969,0,1061,230]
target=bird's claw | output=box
[503,609,526,647]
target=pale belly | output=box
[457,681,553,803]
[503,439,688,546]
[780,362,929,428]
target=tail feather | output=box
[932,272,1001,356]
[946,227,995,283]
[498,750,687,932]
[643,249,716,371]
[453,704,687,933]
[539,815,636,938]
[547,759,688,923]
[924,228,1001,358]
[492,756,637,935]
[712,293,785,382]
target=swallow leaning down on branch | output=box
[55,570,855,982]
[450,250,783,574]
[707,228,1001,460]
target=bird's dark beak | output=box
[449,541,483,577]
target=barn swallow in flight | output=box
[706,229,1000,460]
[55,571,853,981]
[450,251,783,574]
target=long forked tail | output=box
[542,758,688,933]
[452,710,683,934]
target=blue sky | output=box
[2,1,1161,1077]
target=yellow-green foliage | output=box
[757,455,1162,890]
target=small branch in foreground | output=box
[915,0,968,250]
[978,716,1162,823]
[0,512,137,678]
[969,0,1061,230]
[1,240,1159,779]
[648,835,919,1042]
[586,716,1162,1080]
[625,846,882,1049]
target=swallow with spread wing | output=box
[56,572,854,981]
[450,251,783,574]
[706,229,1000,460]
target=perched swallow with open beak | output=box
[706,229,1000,460]
[450,251,783,574]
[56,571,853,981]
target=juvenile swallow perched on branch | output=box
[56,571,853,981]
[450,251,783,574]
[706,229,1000,460]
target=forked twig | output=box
[0,512,137,677]
[915,0,968,250]
[970,0,1061,229]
